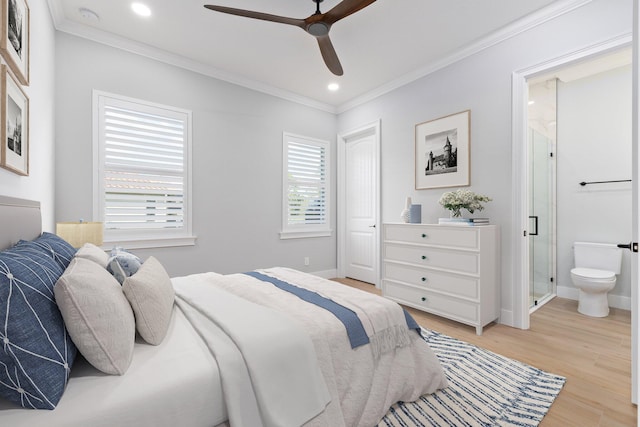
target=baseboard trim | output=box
[556,285,631,311]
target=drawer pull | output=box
[421,297,427,302]
[421,233,427,238]
[421,255,427,260]
[421,277,427,282]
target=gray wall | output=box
[557,65,632,303]
[54,33,337,277]
[0,0,56,231]
[53,0,632,320]
[336,0,632,323]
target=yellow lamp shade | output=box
[56,222,104,248]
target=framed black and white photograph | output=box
[1,64,28,175]
[415,110,470,190]
[1,0,29,86]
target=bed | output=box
[0,196,447,427]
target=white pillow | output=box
[74,243,109,268]
[123,256,175,345]
[54,257,136,375]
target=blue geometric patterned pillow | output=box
[18,232,76,270]
[0,243,77,409]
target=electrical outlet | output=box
[304,257,310,266]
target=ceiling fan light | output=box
[307,22,329,37]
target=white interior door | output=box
[337,121,380,286]
[344,134,377,284]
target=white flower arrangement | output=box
[439,189,492,218]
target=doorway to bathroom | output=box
[524,48,633,313]
[513,38,636,403]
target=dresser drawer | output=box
[384,243,478,274]
[384,224,478,249]
[384,282,479,324]
[384,262,479,299]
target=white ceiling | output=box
[48,0,564,111]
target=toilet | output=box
[570,242,622,317]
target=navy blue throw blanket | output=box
[244,271,369,348]
[244,272,422,350]
[403,309,420,331]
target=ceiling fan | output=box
[203,0,377,76]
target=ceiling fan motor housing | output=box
[307,21,330,36]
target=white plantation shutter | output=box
[281,133,331,238]
[94,91,193,246]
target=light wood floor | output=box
[332,278,636,427]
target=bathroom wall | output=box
[556,64,632,308]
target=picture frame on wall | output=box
[0,0,29,86]
[1,64,28,175]
[415,110,470,190]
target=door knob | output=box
[617,242,638,252]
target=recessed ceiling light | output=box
[131,2,151,17]
[528,100,535,105]
[328,83,339,92]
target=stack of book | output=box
[438,217,490,226]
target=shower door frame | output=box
[528,126,557,312]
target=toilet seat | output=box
[571,267,616,281]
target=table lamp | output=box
[56,220,104,248]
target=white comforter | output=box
[173,273,331,427]
[173,268,447,427]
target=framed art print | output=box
[415,110,470,190]
[1,0,29,85]
[1,64,28,175]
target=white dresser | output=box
[382,223,500,335]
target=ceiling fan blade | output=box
[316,35,343,76]
[323,0,377,25]
[204,5,305,28]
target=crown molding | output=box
[47,0,593,115]
[336,0,594,113]
[46,0,65,25]
[46,2,337,114]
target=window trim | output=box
[280,132,332,240]
[92,90,196,249]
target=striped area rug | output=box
[379,328,566,427]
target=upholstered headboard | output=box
[0,196,41,250]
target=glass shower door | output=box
[529,128,556,309]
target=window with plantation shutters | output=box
[281,133,331,239]
[93,91,195,248]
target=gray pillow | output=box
[107,247,142,284]
[74,243,109,268]
[54,257,136,375]
[123,256,175,345]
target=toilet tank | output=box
[573,242,623,274]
